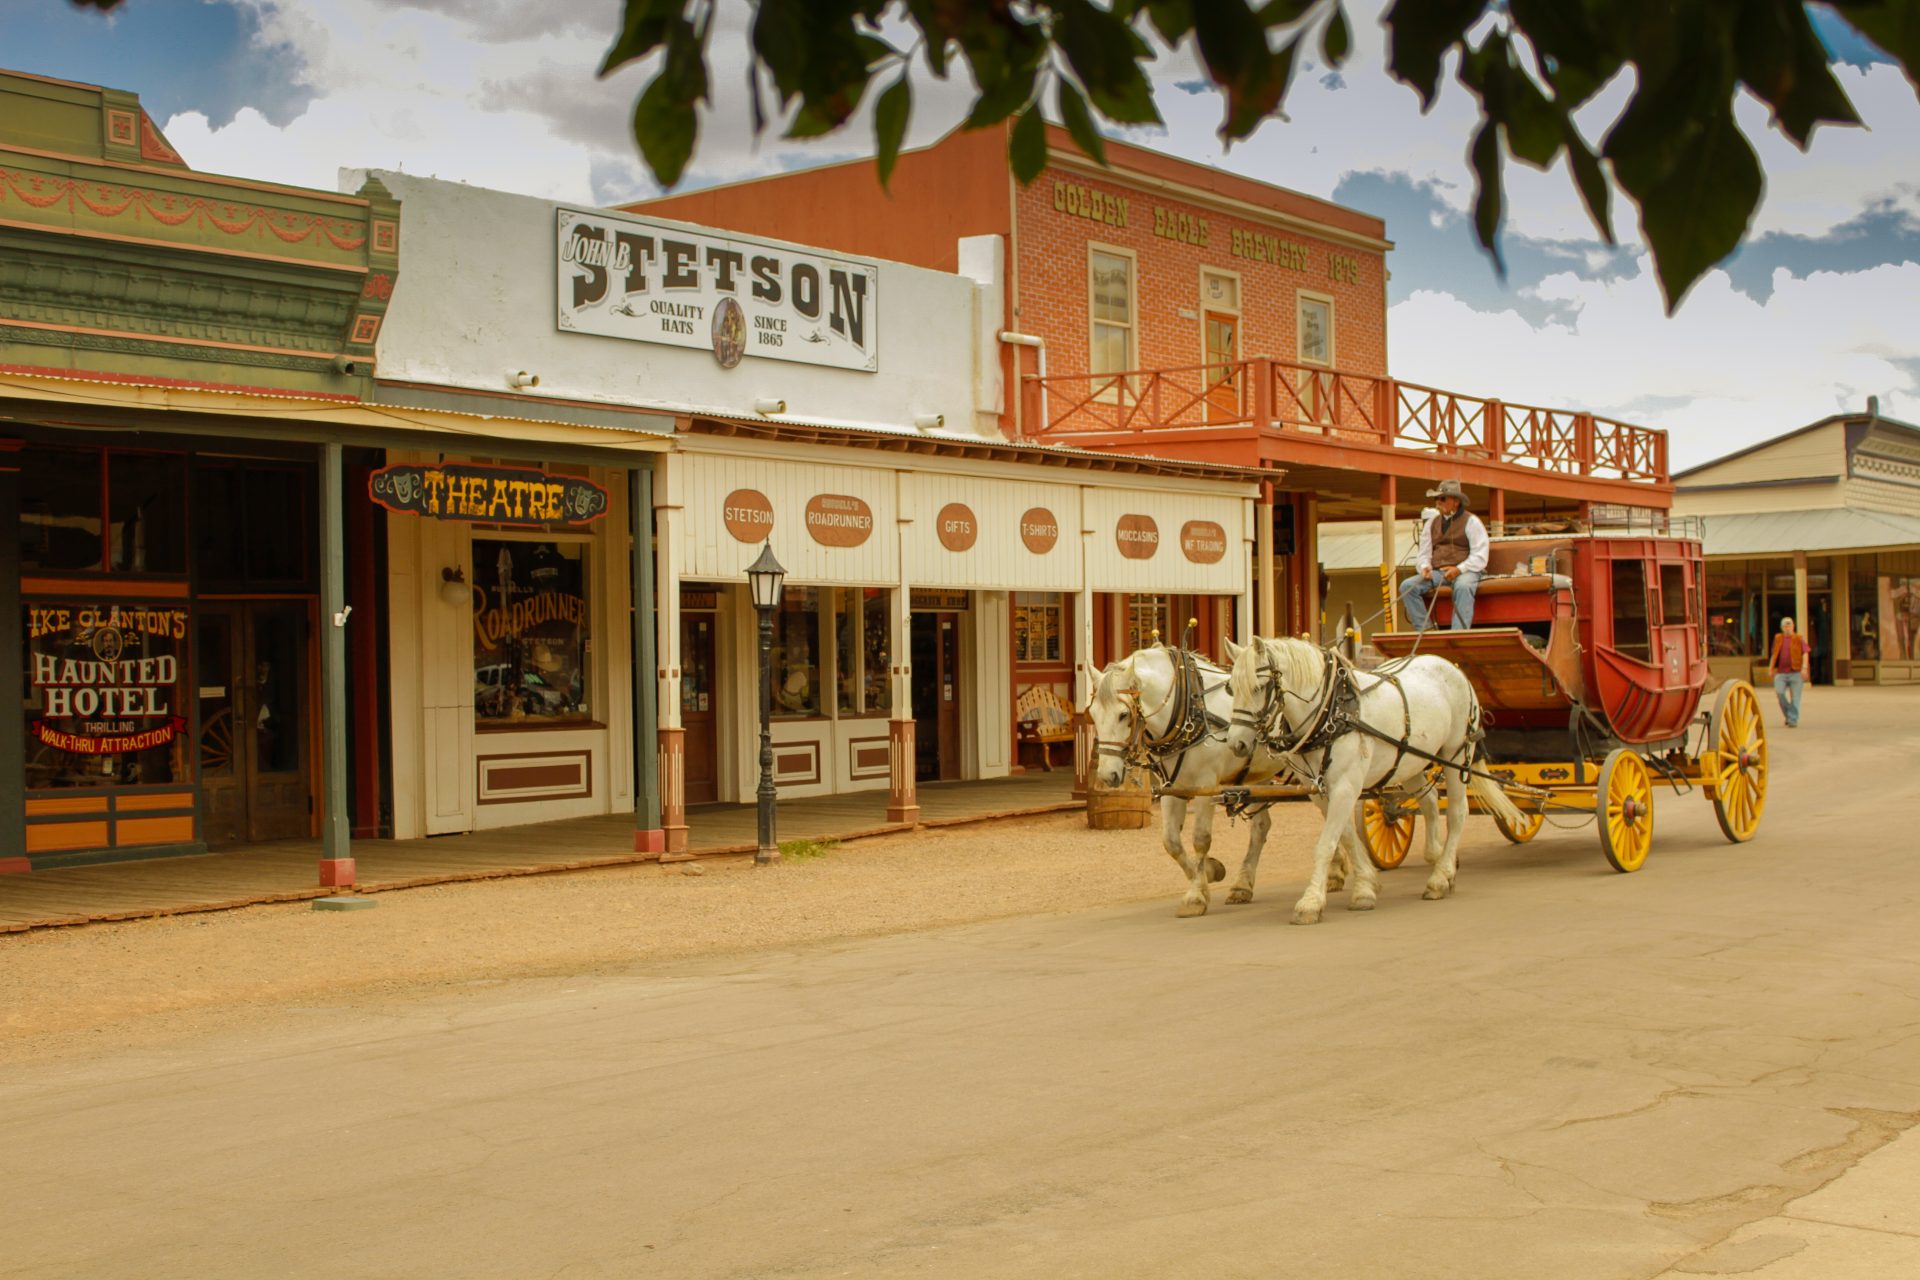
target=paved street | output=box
[5,686,1919,1279]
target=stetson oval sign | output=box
[1180,520,1227,565]
[936,502,977,552]
[805,493,875,547]
[1019,507,1059,555]
[1115,514,1160,560]
[722,489,775,543]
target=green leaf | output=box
[1194,0,1298,140]
[1468,120,1505,276]
[1143,0,1195,46]
[1830,2,1920,89]
[1733,0,1862,148]
[1618,105,1763,312]
[1009,105,1048,185]
[600,0,677,75]
[633,70,698,188]
[1054,0,1163,125]
[965,59,1040,128]
[1561,119,1614,246]
[1259,0,1319,25]
[1057,76,1108,166]
[1321,6,1351,68]
[1384,0,1486,109]
[874,74,912,189]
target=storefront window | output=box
[834,588,892,716]
[1706,572,1753,656]
[1885,576,1920,662]
[108,453,187,575]
[19,447,104,573]
[773,586,823,717]
[1014,592,1064,663]
[195,462,314,590]
[472,538,590,724]
[1126,594,1171,652]
[22,601,190,788]
[1852,567,1880,660]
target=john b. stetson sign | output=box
[556,208,880,373]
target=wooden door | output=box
[911,611,964,783]
[197,601,314,846]
[1204,310,1238,420]
[680,612,719,804]
[934,612,961,780]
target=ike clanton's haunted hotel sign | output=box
[556,208,880,373]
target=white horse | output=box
[1087,645,1353,918]
[1224,637,1524,924]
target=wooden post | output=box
[317,443,353,887]
[1794,550,1810,645]
[1301,493,1320,641]
[1380,474,1399,632]
[1834,553,1853,685]
[888,510,919,824]
[0,441,22,870]
[631,467,664,853]
[1255,481,1276,637]
[654,467,687,855]
[1575,413,1597,475]
[1488,488,1507,536]
[1251,357,1274,430]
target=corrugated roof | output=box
[1699,507,1920,557]
[1319,521,1422,570]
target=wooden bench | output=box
[1015,685,1076,772]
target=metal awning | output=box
[1697,507,1920,557]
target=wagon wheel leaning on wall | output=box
[199,707,234,776]
[1707,680,1768,843]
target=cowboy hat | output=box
[1424,478,1469,504]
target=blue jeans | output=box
[1399,569,1481,631]
[1772,672,1804,726]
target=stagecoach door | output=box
[197,601,315,845]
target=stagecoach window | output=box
[772,586,823,718]
[834,587,891,716]
[472,539,591,725]
[1611,559,1651,660]
[1659,563,1689,626]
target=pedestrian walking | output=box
[1770,616,1810,728]
[1398,479,1489,631]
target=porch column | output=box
[0,441,23,871]
[1255,481,1276,636]
[317,443,353,887]
[887,531,919,824]
[1379,475,1399,632]
[1834,554,1853,685]
[1793,550,1810,638]
[1301,493,1320,640]
[1074,499,1098,799]
[654,474,688,855]
[1488,488,1507,536]
[631,467,665,852]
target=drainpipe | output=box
[1000,331,1047,441]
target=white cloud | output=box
[1389,259,1920,469]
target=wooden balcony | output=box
[1019,357,1669,490]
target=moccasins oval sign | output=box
[1020,507,1059,555]
[1115,514,1160,560]
[936,502,978,552]
[1180,519,1227,565]
[805,493,875,548]
[722,489,775,544]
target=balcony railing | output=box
[1021,356,1668,484]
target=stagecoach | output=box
[1362,518,1768,872]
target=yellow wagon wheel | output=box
[1359,796,1417,870]
[1708,679,1768,843]
[1597,748,1655,873]
[1493,803,1545,844]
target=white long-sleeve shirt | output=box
[1416,510,1490,576]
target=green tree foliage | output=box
[594,0,1920,313]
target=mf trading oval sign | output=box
[370,463,609,526]
[722,488,775,544]
[936,502,978,552]
[805,493,875,548]
[557,208,880,373]
[1115,514,1160,561]
[1019,507,1060,555]
[1180,520,1228,565]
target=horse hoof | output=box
[1206,857,1226,883]
[1177,899,1210,918]
[1422,884,1450,901]
[1290,909,1322,925]
[1348,896,1377,912]
[1226,887,1253,905]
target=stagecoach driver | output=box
[1399,478,1490,631]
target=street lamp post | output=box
[747,542,787,866]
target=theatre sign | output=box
[556,208,879,373]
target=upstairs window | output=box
[1089,248,1136,377]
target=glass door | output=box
[198,601,314,845]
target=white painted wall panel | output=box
[901,473,1081,590]
[677,452,898,586]
[1082,486,1250,595]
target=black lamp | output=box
[746,542,786,865]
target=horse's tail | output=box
[1461,684,1524,827]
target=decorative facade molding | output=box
[0,166,368,252]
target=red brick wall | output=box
[1012,165,1388,386]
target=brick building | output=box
[634,124,1671,646]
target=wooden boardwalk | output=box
[0,774,1079,934]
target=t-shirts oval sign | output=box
[1115,514,1159,561]
[722,489,774,543]
[1180,519,1227,565]
[1020,507,1059,555]
[805,493,875,547]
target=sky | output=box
[5,0,1918,471]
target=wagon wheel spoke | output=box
[1597,748,1654,873]
[1709,681,1767,844]
[1359,797,1416,870]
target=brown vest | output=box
[1429,512,1472,570]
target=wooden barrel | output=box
[1086,780,1154,830]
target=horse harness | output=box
[1095,644,1237,788]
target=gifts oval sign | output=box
[805,493,875,547]
[1115,513,1160,560]
[936,502,978,552]
[1180,519,1228,565]
[722,489,775,543]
